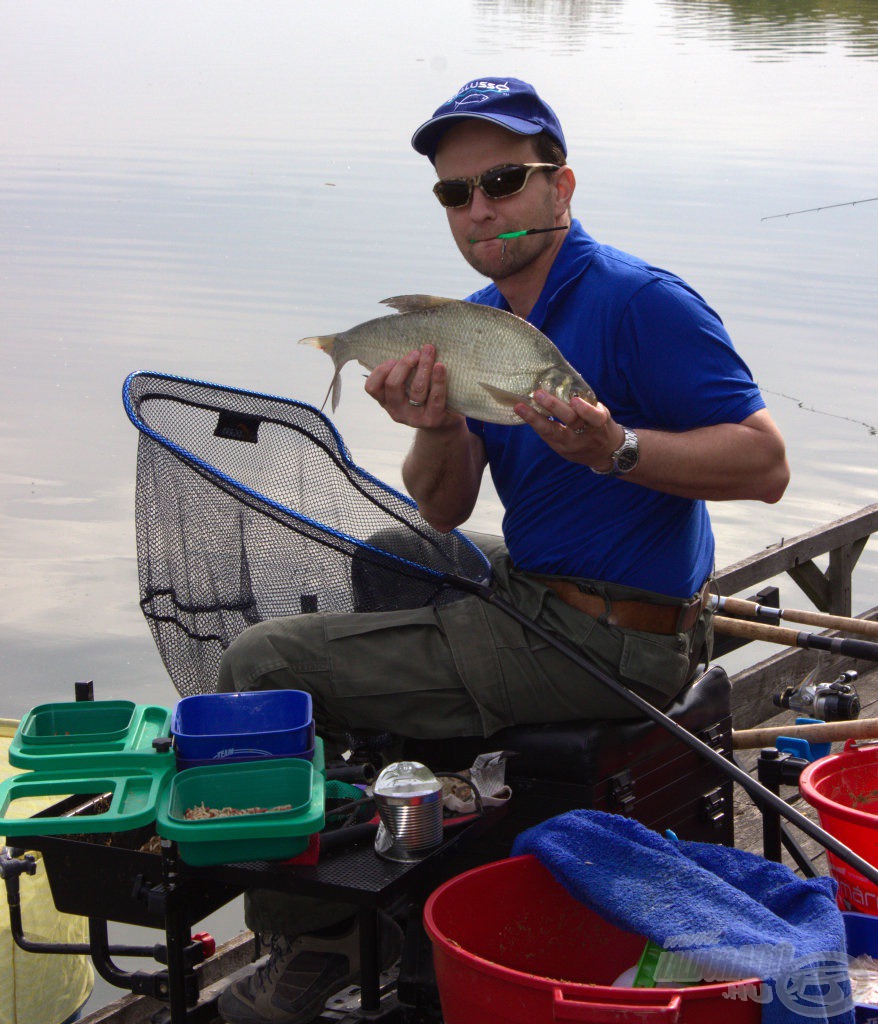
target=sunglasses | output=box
[433,163,561,209]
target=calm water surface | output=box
[2,0,878,1011]
[3,0,878,714]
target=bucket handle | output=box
[553,986,683,1023]
[843,738,878,752]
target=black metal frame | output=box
[753,747,820,875]
[1,803,500,1023]
[1,838,229,1021]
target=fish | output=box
[299,294,597,425]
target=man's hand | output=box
[364,344,462,431]
[363,343,485,531]
[517,391,789,502]
[514,391,624,472]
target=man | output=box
[217,77,789,1024]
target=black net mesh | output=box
[123,371,492,697]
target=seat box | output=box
[402,666,735,860]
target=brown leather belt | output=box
[540,579,709,635]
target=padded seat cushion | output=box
[401,665,731,784]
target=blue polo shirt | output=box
[466,220,765,598]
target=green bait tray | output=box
[156,757,325,866]
[0,764,175,835]
[8,700,174,771]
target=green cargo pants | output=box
[217,535,712,936]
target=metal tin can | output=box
[372,761,443,862]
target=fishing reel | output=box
[773,670,860,721]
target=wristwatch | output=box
[592,426,639,476]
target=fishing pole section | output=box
[734,716,878,751]
[710,592,878,661]
[761,195,878,221]
[711,594,878,639]
[713,615,878,661]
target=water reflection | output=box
[472,0,629,52]
[473,0,878,58]
[2,0,878,719]
[663,0,878,59]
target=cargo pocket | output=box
[319,605,486,737]
[438,596,512,736]
[618,630,691,701]
[323,606,448,697]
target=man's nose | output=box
[467,187,496,220]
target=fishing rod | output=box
[438,570,878,887]
[761,196,878,221]
[734,717,878,750]
[469,225,570,244]
[714,615,878,662]
[711,595,878,640]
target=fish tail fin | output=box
[300,334,345,412]
[299,334,337,354]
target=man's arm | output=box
[364,344,488,531]
[517,395,790,503]
[619,409,789,502]
[402,421,487,532]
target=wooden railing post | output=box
[785,538,868,618]
[716,504,878,613]
[714,504,878,728]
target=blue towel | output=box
[512,810,853,1024]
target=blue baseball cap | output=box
[411,77,567,164]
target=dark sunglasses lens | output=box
[434,181,470,207]
[481,165,529,199]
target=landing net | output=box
[123,371,492,696]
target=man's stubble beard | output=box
[461,231,557,282]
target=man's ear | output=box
[554,165,576,214]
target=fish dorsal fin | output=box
[478,382,530,408]
[380,295,458,314]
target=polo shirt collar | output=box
[526,219,597,330]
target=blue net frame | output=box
[123,371,492,696]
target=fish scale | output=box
[299,294,597,425]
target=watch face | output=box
[614,429,639,473]
[616,449,638,472]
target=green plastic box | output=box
[9,700,174,771]
[312,736,325,776]
[156,757,325,866]
[0,763,175,836]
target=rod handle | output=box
[714,616,878,661]
[733,717,878,749]
[717,596,878,639]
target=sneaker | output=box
[217,913,404,1024]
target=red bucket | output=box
[423,855,760,1024]
[800,740,878,914]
